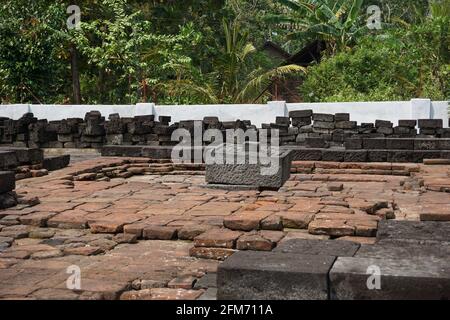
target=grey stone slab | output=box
[344,150,367,162]
[362,138,386,150]
[274,239,359,257]
[42,155,70,171]
[330,256,450,300]
[314,121,335,130]
[344,138,362,150]
[375,120,393,128]
[367,150,388,162]
[217,251,335,300]
[313,113,334,122]
[0,147,43,164]
[418,119,443,129]
[101,145,143,157]
[414,139,440,150]
[202,184,259,191]
[398,120,417,128]
[335,121,357,130]
[385,138,414,150]
[286,147,322,161]
[0,171,15,194]
[356,241,450,260]
[388,150,414,163]
[305,137,327,148]
[377,220,450,242]
[321,149,345,162]
[205,145,292,190]
[0,151,18,170]
[412,150,442,162]
[335,113,350,122]
[439,139,450,150]
[289,110,313,118]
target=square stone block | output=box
[344,138,362,150]
[385,139,414,150]
[418,119,443,129]
[388,150,414,163]
[377,220,450,242]
[321,149,345,162]
[274,239,359,257]
[367,150,388,162]
[0,147,43,164]
[363,138,386,150]
[0,151,18,170]
[330,256,450,300]
[0,171,15,193]
[289,110,313,118]
[398,120,417,128]
[101,145,143,157]
[42,155,70,171]
[287,147,322,161]
[217,251,335,300]
[206,144,292,190]
[414,139,440,150]
[356,242,450,260]
[344,150,367,162]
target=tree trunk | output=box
[70,44,82,104]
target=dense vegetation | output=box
[0,0,448,104]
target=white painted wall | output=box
[1,99,448,127]
[0,104,30,119]
[27,104,150,121]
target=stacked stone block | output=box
[1,111,449,161]
[0,171,17,209]
[418,119,443,136]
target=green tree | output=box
[266,0,366,54]
[300,16,449,102]
[0,1,68,103]
[70,0,201,104]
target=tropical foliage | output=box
[0,0,448,104]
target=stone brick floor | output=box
[0,157,449,299]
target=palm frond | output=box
[236,64,305,103]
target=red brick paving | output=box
[0,157,449,299]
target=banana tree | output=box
[161,19,305,104]
[266,0,366,54]
[212,20,305,103]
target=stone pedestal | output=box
[205,144,292,190]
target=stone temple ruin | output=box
[0,106,449,300]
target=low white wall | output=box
[0,99,448,127]
[0,104,30,119]
[28,104,151,121]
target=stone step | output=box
[217,251,335,300]
[330,256,450,300]
[377,220,450,243]
[356,242,450,260]
[0,147,43,164]
[274,239,359,257]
